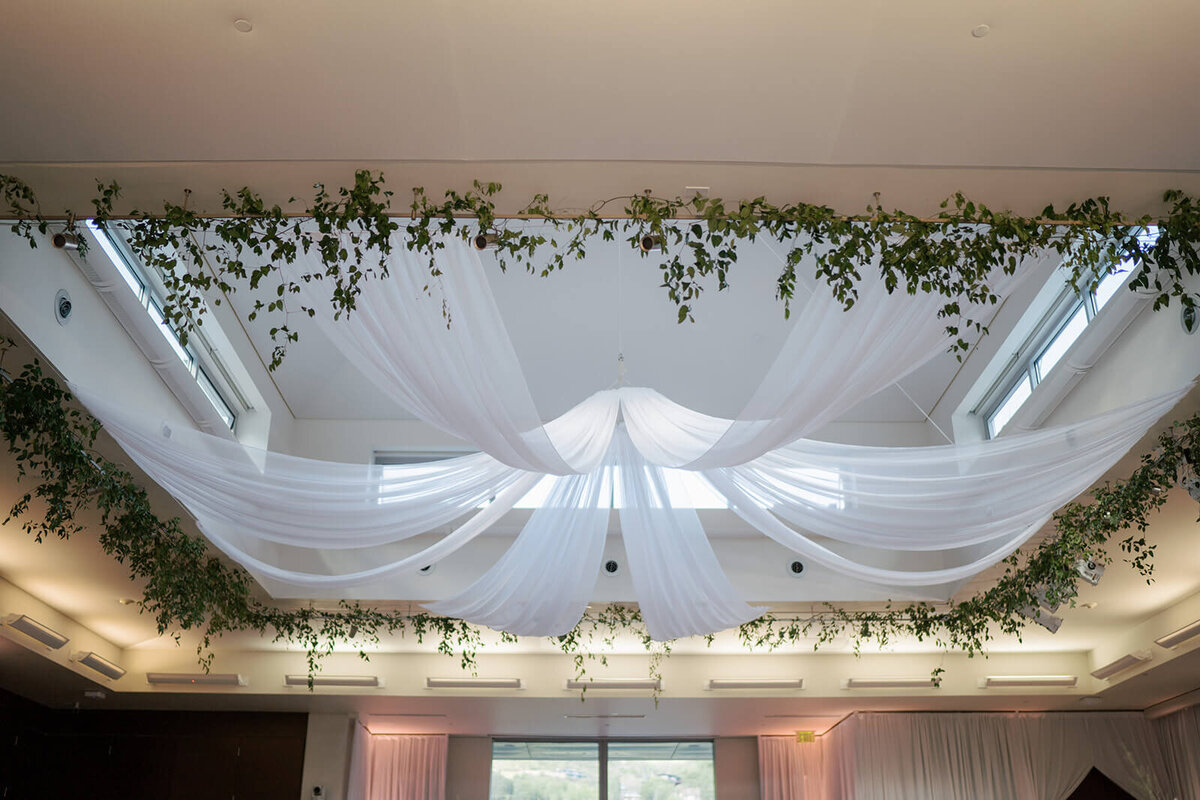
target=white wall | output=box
[299,714,355,800]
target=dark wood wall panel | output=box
[0,689,307,800]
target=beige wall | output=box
[446,736,494,800]
[715,737,761,800]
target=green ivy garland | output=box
[2,172,1198,369]
[1,350,1196,691]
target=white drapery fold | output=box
[360,734,447,800]
[298,235,1042,472]
[613,429,764,640]
[704,386,1187,586]
[762,712,1188,800]
[290,240,618,474]
[1155,705,1200,799]
[759,735,828,800]
[425,465,612,636]
[72,379,1187,636]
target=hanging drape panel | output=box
[425,463,612,636]
[703,387,1188,586]
[72,381,1187,637]
[293,236,1044,472]
[289,241,618,474]
[761,712,1188,800]
[360,734,447,800]
[759,735,828,800]
[1155,705,1200,799]
[613,429,764,640]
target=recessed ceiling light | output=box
[1080,602,1099,609]
[971,24,991,38]
[233,18,254,33]
[117,598,137,606]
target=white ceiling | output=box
[3,0,1199,171]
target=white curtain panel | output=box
[612,428,764,640]
[362,734,447,800]
[762,712,1186,800]
[760,736,828,800]
[294,235,1045,472]
[1156,705,1200,799]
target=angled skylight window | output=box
[978,227,1158,438]
[87,221,240,429]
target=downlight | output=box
[603,559,621,576]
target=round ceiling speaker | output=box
[54,289,72,325]
[788,560,805,577]
[603,559,620,575]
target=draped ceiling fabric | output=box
[72,235,1190,640]
[759,709,1200,799]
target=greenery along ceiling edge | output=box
[1,348,1198,693]
[1,171,1198,369]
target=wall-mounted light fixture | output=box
[565,678,661,691]
[708,679,804,690]
[3,614,69,649]
[285,674,380,688]
[426,677,522,689]
[1155,619,1200,649]
[70,651,126,680]
[1090,651,1152,680]
[146,672,247,686]
[843,677,939,689]
[981,675,1077,688]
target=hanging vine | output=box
[1,350,1196,691]
[2,173,1198,368]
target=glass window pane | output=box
[1035,305,1088,379]
[608,741,715,800]
[197,366,236,429]
[491,742,599,800]
[988,374,1032,438]
[147,301,195,368]
[1093,267,1129,312]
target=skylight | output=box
[88,221,239,429]
[981,229,1158,438]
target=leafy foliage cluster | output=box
[1,351,1196,689]
[2,173,1198,368]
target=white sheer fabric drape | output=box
[72,380,1186,637]
[1156,705,1200,799]
[760,736,828,800]
[761,712,1189,800]
[295,235,1043,472]
[357,734,447,800]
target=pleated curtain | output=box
[760,710,1198,800]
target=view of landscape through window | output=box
[490,741,715,800]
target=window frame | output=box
[976,234,1154,439]
[88,221,242,430]
[489,737,716,800]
